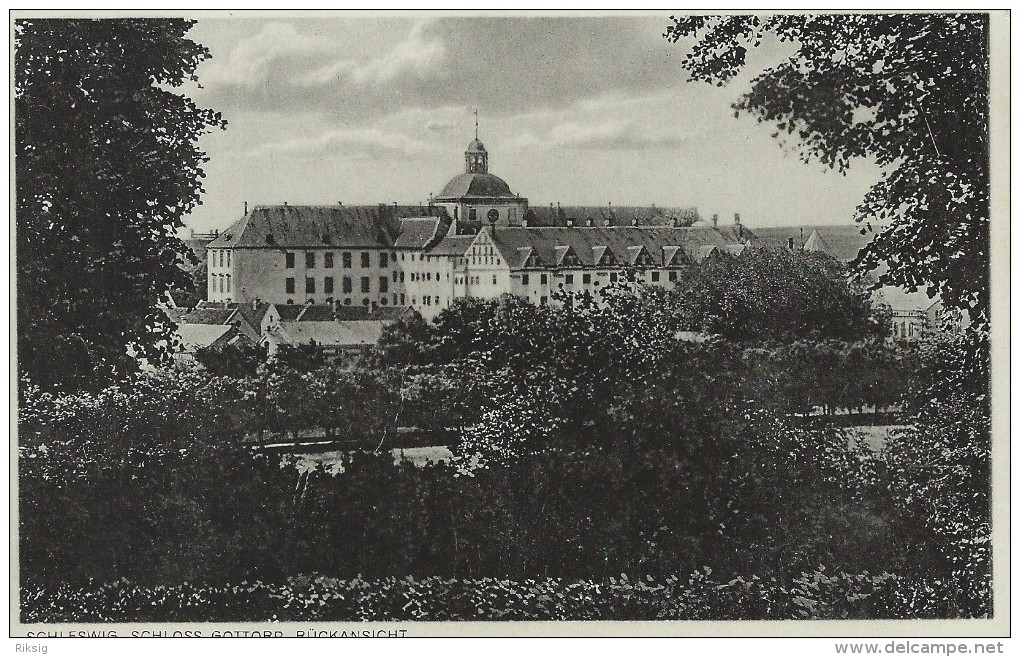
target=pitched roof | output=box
[394,217,449,249]
[175,323,235,350]
[753,224,875,262]
[179,307,237,325]
[487,225,745,270]
[207,205,445,249]
[276,305,304,321]
[524,205,700,228]
[233,301,274,327]
[428,235,476,256]
[275,320,385,347]
[803,229,833,255]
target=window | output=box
[306,251,315,268]
[651,271,660,282]
[540,296,548,305]
[226,251,231,267]
[541,274,548,285]
[522,274,530,286]
[380,252,389,267]
[342,252,352,268]
[400,294,405,305]
[324,277,334,293]
[392,270,398,282]
[379,277,389,294]
[307,298,315,305]
[380,297,388,306]
[435,296,440,305]
[225,275,231,293]
[324,252,334,268]
[325,297,333,305]
[583,273,591,285]
[565,274,574,285]
[285,278,295,293]
[219,251,224,267]
[469,208,477,222]
[286,252,295,268]
[287,299,294,305]
[361,252,370,268]
[492,275,497,285]
[306,277,315,294]
[361,277,370,293]
[669,271,677,282]
[342,276,352,293]
[400,271,405,283]
[344,298,351,306]
[610,272,618,283]
[362,298,369,307]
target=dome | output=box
[437,172,514,200]
[467,138,486,152]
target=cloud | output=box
[500,92,696,153]
[299,19,447,86]
[247,126,431,160]
[199,22,332,88]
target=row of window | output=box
[211,273,231,293]
[285,251,392,269]
[285,295,407,308]
[409,271,444,283]
[211,250,231,269]
[285,276,389,295]
[512,271,679,286]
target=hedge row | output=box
[24,568,947,623]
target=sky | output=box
[182,14,884,233]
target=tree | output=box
[16,19,226,390]
[672,249,884,342]
[664,14,990,323]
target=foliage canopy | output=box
[16,18,225,389]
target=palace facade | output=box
[205,134,754,320]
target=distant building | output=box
[201,132,754,321]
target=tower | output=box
[465,110,488,173]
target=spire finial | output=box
[474,109,478,140]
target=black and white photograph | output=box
[11,8,1008,642]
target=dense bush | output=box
[16,286,989,621]
[19,400,903,593]
[23,569,928,623]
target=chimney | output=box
[586,218,594,227]
[244,201,248,215]
[283,201,288,207]
[631,218,638,227]
[252,298,259,311]
[733,212,741,225]
[712,213,719,228]
[787,237,795,250]
[566,219,573,227]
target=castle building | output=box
[204,132,754,321]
